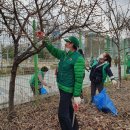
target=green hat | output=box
[64,36,79,47]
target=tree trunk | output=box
[117,47,121,87]
[8,61,18,120]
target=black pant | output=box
[58,89,79,130]
[91,82,104,102]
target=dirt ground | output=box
[0,80,130,130]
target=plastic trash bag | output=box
[93,88,118,116]
[40,87,48,95]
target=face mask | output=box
[65,48,70,53]
[98,54,104,59]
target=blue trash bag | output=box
[40,87,48,95]
[93,88,118,116]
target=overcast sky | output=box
[117,0,129,5]
[117,0,130,12]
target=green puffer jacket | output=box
[45,42,85,97]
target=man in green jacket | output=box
[43,36,85,130]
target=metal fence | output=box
[0,38,129,109]
[0,62,59,109]
[0,59,92,109]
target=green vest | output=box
[127,55,130,67]
[102,63,109,82]
[92,61,109,83]
[91,59,98,68]
[29,70,44,86]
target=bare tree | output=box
[124,17,130,36]
[93,0,130,86]
[0,0,100,120]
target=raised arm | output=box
[44,39,65,59]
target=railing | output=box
[0,64,126,109]
[0,69,59,109]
